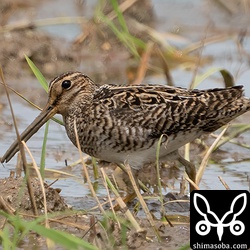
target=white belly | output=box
[96,130,202,169]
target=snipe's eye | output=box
[61,80,71,89]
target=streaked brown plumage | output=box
[1,72,250,190]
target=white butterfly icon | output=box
[193,193,247,241]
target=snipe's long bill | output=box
[1,72,250,190]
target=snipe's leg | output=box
[177,154,196,192]
[113,165,138,210]
[113,166,131,193]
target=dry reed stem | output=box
[16,153,23,177]
[74,0,138,44]
[183,143,192,192]
[0,17,86,33]
[19,211,90,231]
[22,142,48,218]
[68,156,89,167]
[89,198,116,211]
[101,169,143,232]
[155,134,166,216]
[184,143,190,162]
[156,46,174,86]
[132,41,154,85]
[185,176,199,191]
[163,199,190,206]
[124,163,160,240]
[183,34,231,54]
[210,124,250,150]
[196,125,229,185]
[89,216,103,249]
[100,168,121,229]
[0,68,38,216]
[0,196,15,215]
[73,119,106,215]
[22,141,54,249]
[126,16,186,55]
[218,176,231,190]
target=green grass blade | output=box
[32,224,98,250]
[96,0,146,58]
[156,134,165,218]
[110,0,129,33]
[25,56,53,173]
[190,67,235,89]
[213,124,250,151]
[25,55,49,93]
[0,211,97,250]
[0,227,15,249]
[100,13,140,58]
[40,120,50,178]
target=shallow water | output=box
[1,1,250,207]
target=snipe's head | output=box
[48,71,96,116]
[0,72,96,163]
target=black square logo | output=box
[190,190,250,250]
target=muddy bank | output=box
[0,173,190,249]
[0,0,156,83]
[0,175,68,214]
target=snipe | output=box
[1,72,250,190]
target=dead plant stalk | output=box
[196,125,229,185]
[0,68,38,216]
